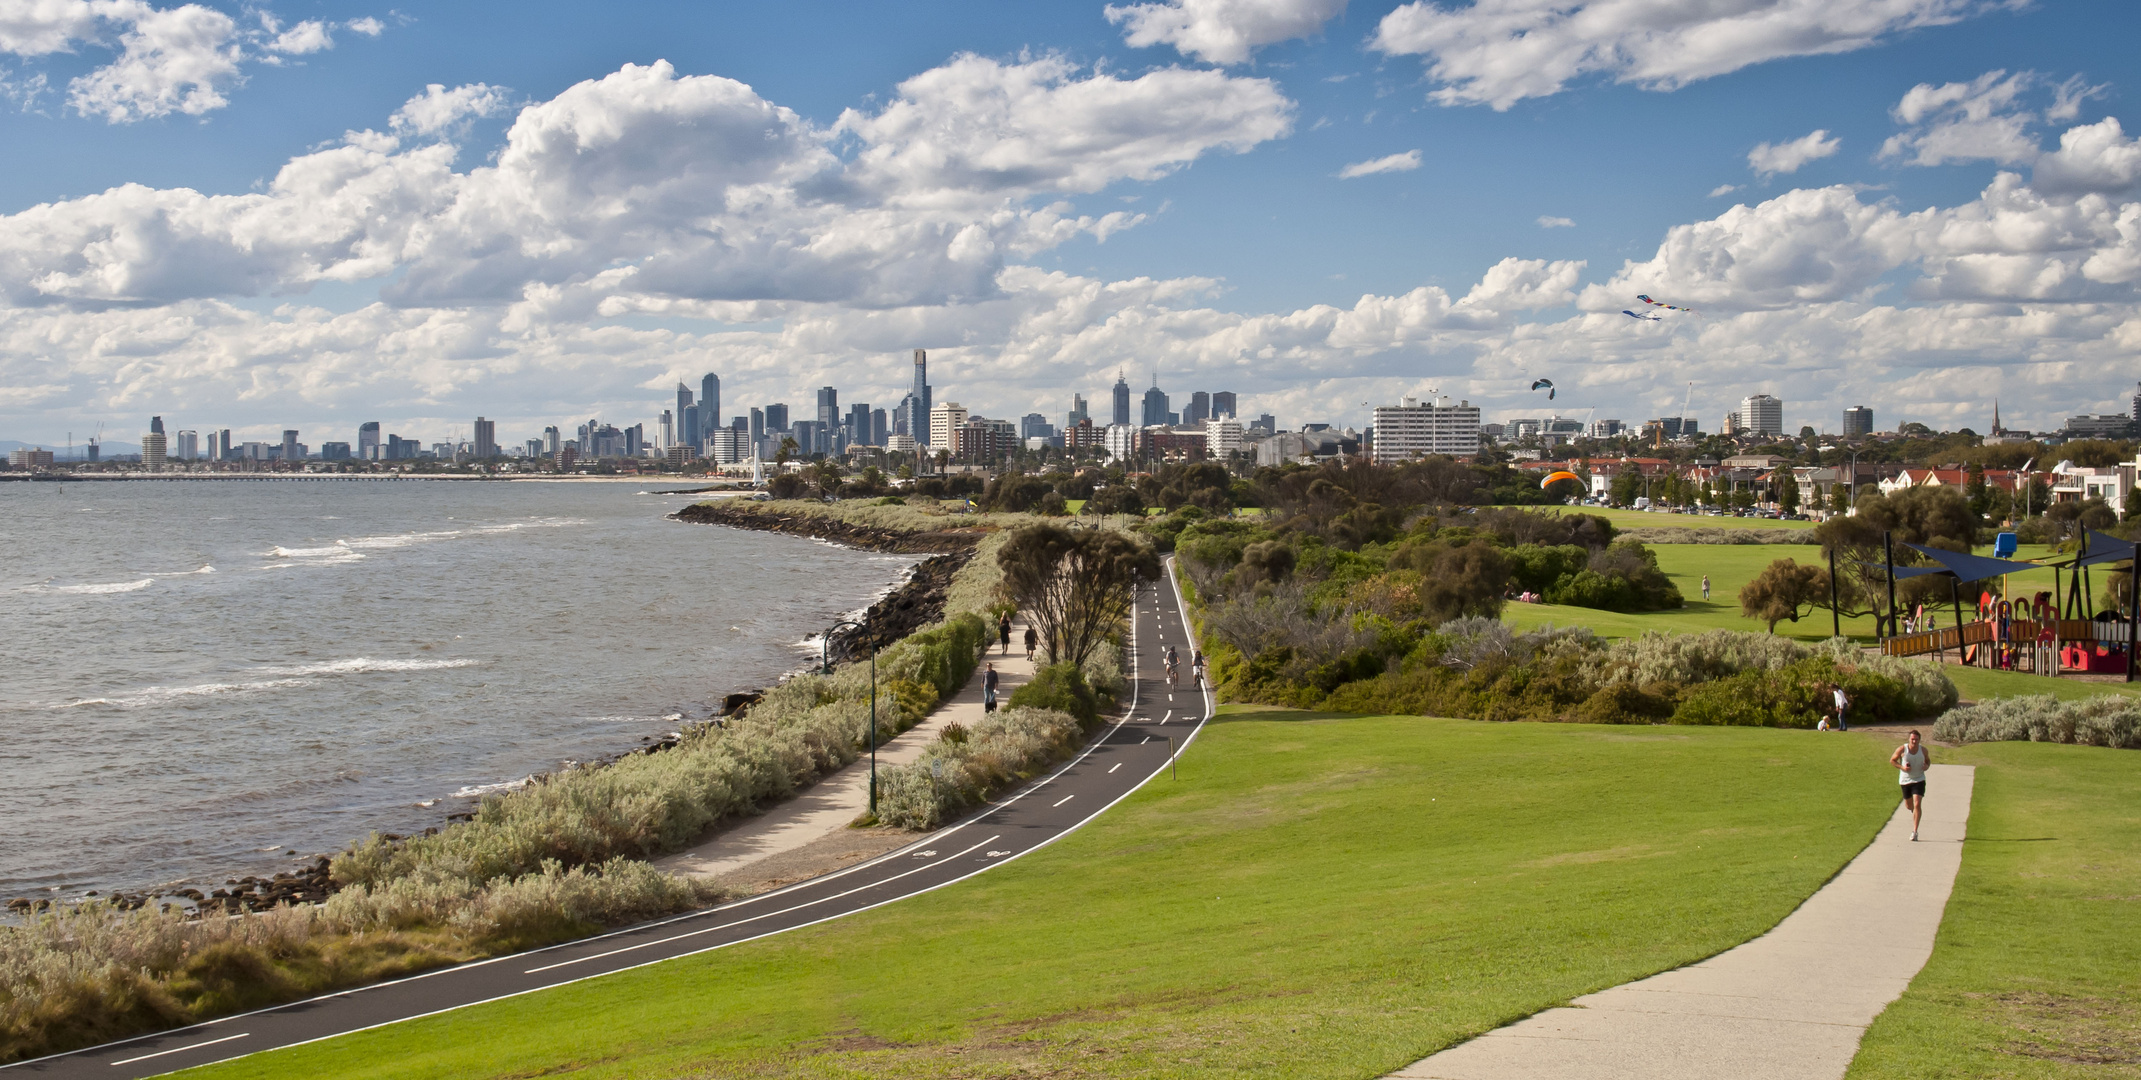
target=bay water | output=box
[0,480,914,901]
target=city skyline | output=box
[1,3,2138,446]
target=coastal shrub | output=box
[874,707,1088,830]
[1008,663,1100,725]
[1934,694,2141,748]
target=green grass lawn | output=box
[182,710,1896,1080]
[1848,740,2141,1079]
[1578,506,1815,531]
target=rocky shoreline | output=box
[3,503,970,920]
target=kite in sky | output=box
[1635,294,1697,314]
[1622,310,1662,321]
[1530,378,1555,400]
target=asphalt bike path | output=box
[10,559,1213,1079]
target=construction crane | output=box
[87,421,103,463]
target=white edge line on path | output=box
[126,569,1200,1076]
[107,1033,248,1067]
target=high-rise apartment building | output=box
[173,430,199,461]
[1371,397,1482,463]
[543,426,561,455]
[358,421,380,459]
[473,417,498,459]
[1738,394,1784,437]
[708,428,743,464]
[1842,406,1874,438]
[1112,373,1132,427]
[930,402,969,450]
[140,419,167,470]
[658,410,673,449]
[1213,391,1237,419]
[1205,417,1243,457]
[281,429,301,463]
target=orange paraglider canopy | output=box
[1540,470,1581,489]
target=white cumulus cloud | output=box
[1748,129,1840,177]
[1336,149,1420,178]
[1371,0,2011,111]
[1105,0,1347,65]
[1709,183,1741,197]
[1880,69,2041,167]
[390,82,511,137]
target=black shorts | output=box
[1900,781,1926,799]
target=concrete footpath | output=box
[654,619,1038,884]
[1392,763,1975,1080]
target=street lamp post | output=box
[821,619,880,816]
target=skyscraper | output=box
[543,426,561,455]
[912,349,931,418]
[658,410,673,449]
[1842,406,1873,438]
[749,407,764,455]
[763,403,789,431]
[847,402,872,446]
[473,417,497,459]
[1141,376,1170,428]
[817,386,840,432]
[700,374,720,445]
[1111,373,1131,427]
[677,383,697,448]
[215,429,231,461]
[871,407,887,445]
[1212,391,1237,419]
[1184,391,1211,427]
[141,418,166,470]
[1738,394,1784,437]
[1069,393,1089,429]
[358,421,380,459]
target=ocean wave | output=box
[452,776,532,799]
[261,657,481,676]
[267,543,358,558]
[341,529,464,550]
[148,565,215,577]
[60,677,314,709]
[27,578,155,595]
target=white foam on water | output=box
[28,578,155,595]
[59,677,315,709]
[341,529,464,550]
[262,657,482,676]
[148,565,215,577]
[452,776,532,799]
[267,543,353,558]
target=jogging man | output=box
[1890,730,1931,841]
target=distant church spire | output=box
[1991,398,2002,435]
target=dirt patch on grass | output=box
[1979,991,2141,1069]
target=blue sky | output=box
[3,0,2139,449]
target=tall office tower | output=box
[870,407,887,446]
[1068,393,1089,428]
[358,421,381,459]
[676,383,697,447]
[141,419,167,469]
[215,429,232,461]
[846,403,872,446]
[912,348,931,418]
[174,430,198,461]
[473,417,498,459]
[1141,377,1169,428]
[658,410,673,449]
[700,373,720,445]
[789,420,819,457]
[281,429,301,462]
[543,426,561,455]
[1184,391,1211,427]
[764,403,789,431]
[1111,373,1131,426]
[1212,391,1237,419]
[1842,406,1873,438]
[624,423,644,458]
[749,407,764,454]
[525,439,543,457]
[817,386,839,432]
[1738,394,1784,437]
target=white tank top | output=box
[1898,747,1928,784]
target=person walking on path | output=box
[1023,625,1038,662]
[1890,729,1931,840]
[1701,574,1711,601]
[998,613,1013,655]
[983,663,999,714]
